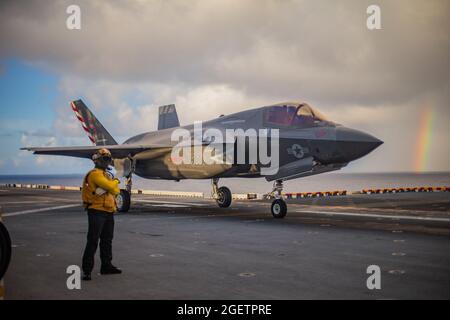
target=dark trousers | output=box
[82,209,115,274]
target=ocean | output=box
[0,172,449,195]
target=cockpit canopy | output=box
[264,102,330,128]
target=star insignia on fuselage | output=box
[287,144,307,159]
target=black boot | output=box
[82,273,92,281]
[100,265,122,275]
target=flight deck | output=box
[1,187,449,299]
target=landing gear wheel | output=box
[271,199,287,219]
[216,186,232,208]
[0,221,12,280]
[116,189,131,213]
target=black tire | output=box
[116,189,131,213]
[271,199,287,218]
[0,221,12,281]
[216,186,232,208]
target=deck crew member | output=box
[81,148,122,281]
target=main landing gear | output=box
[269,180,287,219]
[212,178,287,219]
[116,174,131,213]
[212,178,232,208]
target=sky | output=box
[0,0,449,174]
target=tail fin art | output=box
[158,104,180,130]
[71,99,118,146]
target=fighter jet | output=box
[22,100,383,218]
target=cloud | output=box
[20,133,56,148]
[5,132,90,173]
[0,0,448,106]
[20,128,55,138]
[27,74,450,173]
[0,0,449,172]
[54,77,265,138]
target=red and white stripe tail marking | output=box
[70,101,96,144]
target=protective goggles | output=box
[99,156,112,163]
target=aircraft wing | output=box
[21,144,171,159]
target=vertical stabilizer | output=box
[158,104,180,130]
[71,99,118,146]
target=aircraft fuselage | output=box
[123,103,382,181]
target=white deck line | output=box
[295,209,450,223]
[133,199,207,206]
[3,204,80,217]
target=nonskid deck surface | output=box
[1,187,449,299]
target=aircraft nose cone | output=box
[336,127,383,162]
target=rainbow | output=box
[414,104,433,172]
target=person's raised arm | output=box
[89,170,120,196]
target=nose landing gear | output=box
[269,180,287,218]
[212,178,232,208]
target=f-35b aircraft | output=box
[23,99,382,218]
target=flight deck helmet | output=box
[92,148,113,169]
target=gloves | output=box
[95,188,107,196]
